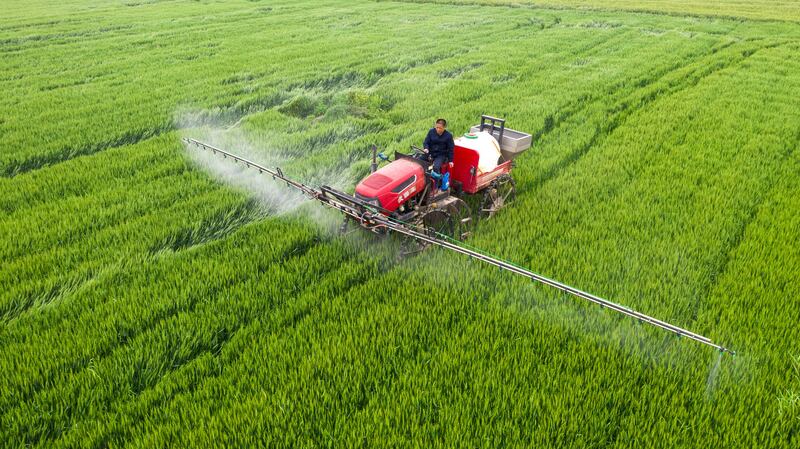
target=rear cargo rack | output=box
[470,114,532,161]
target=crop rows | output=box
[2,0,799,447]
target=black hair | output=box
[436,118,447,127]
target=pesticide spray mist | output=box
[185,132,304,214]
[176,110,361,236]
[705,350,724,398]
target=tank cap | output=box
[463,133,478,139]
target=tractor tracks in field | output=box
[3,233,340,447]
[1,44,470,179]
[531,36,737,145]
[0,266,101,325]
[388,0,800,26]
[688,126,800,328]
[0,24,135,52]
[0,228,320,404]
[530,38,794,337]
[52,244,376,449]
[101,251,491,445]
[7,42,474,179]
[149,198,268,254]
[527,38,790,194]
[1,124,175,178]
[0,186,235,323]
[126,266,377,446]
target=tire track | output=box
[387,0,800,25]
[528,39,788,193]
[5,237,329,447]
[18,240,361,449]
[0,222,320,413]
[78,254,378,449]
[688,125,800,325]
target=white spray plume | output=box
[177,112,359,230]
[182,125,307,214]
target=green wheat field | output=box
[2,0,799,447]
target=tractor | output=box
[350,114,532,242]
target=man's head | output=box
[435,118,447,135]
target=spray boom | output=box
[182,137,735,356]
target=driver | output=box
[420,118,454,175]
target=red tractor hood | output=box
[355,158,425,211]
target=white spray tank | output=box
[454,131,502,173]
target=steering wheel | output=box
[410,145,427,156]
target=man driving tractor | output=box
[420,118,454,176]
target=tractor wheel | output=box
[399,209,452,257]
[446,198,472,241]
[480,174,516,219]
[421,209,454,239]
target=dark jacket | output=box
[423,128,454,161]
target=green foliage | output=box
[2,0,800,447]
[422,0,800,22]
[278,94,322,118]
